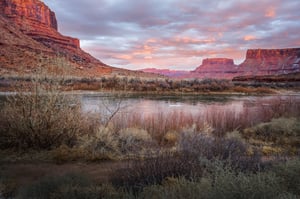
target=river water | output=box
[80,92,300,118]
[1,92,299,117]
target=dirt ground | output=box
[0,161,129,188]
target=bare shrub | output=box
[179,129,262,172]
[0,76,95,150]
[111,151,203,192]
[204,106,241,137]
[111,110,195,146]
[243,96,300,125]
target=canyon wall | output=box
[238,48,300,76]
[192,48,300,79]
[0,0,79,49]
[0,0,114,76]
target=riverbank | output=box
[0,82,299,198]
[1,75,300,95]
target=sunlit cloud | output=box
[44,0,300,70]
[265,6,276,18]
[243,35,257,41]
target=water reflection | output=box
[81,94,248,117]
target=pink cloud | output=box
[45,0,300,70]
[244,35,257,41]
[265,6,276,18]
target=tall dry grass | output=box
[107,96,300,145]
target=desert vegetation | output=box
[0,74,300,198]
[0,74,282,94]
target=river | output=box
[80,92,300,118]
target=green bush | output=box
[243,117,300,154]
[272,159,300,195]
[140,177,211,199]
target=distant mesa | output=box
[141,48,300,80]
[191,58,238,79]
[139,68,190,78]
[189,48,300,79]
[201,58,234,66]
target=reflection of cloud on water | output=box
[81,95,290,120]
[82,97,246,117]
[168,103,182,107]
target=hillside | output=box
[0,0,162,79]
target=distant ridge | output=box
[141,48,300,80]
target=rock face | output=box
[238,48,300,76]
[192,58,239,79]
[0,0,114,76]
[0,0,79,49]
[191,49,300,79]
[201,58,234,66]
[0,0,58,29]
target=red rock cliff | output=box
[238,48,300,76]
[201,58,234,66]
[0,0,79,49]
[191,49,300,79]
[0,0,57,30]
[192,58,238,79]
[0,0,114,75]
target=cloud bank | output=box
[44,0,300,70]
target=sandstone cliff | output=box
[238,48,300,76]
[192,58,239,79]
[0,0,114,76]
[191,48,300,79]
[0,0,81,50]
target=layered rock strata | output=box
[192,48,300,79]
[0,0,112,76]
[192,58,239,79]
[238,48,300,76]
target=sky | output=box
[43,0,300,71]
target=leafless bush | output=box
[111,151,203,192]
[0,76,96,150]
[111,110,195,145]
[204,106,241,137]
[179,130,262,172]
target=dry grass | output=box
[242,117,300,155]
[109,96,300,144]
[78,126,157,159]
